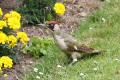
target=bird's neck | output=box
[53,24,61,35]
[52,28,61,41]
[54,29,61,35]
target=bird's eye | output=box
[47,24,55,30]
[50,24,54,27]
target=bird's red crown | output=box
[47,21,59,24]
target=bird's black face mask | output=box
[47,23,55,31]
[37,21,58,31]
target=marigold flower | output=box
[3,13,11,21]
[0,20,7,29]
[0,56,13,73]
[10,11,21,20]
[7,35,17,48]
[3,11,21,30]
[0,56,13,68]
[0,32,8,44]
[0,8,3,17]
[8,17,21,30]
[0,67,2,72]
[0,61,2,72]
[54,3,65,15]
[0,61,2,67]
[3,11,21,21]
[16,32,29,45]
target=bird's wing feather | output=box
[61,32,78,44]
[60,32,101,53]
[62,34,100,53]
[64,40,95,53]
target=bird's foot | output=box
[69,59,77,66]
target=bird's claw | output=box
[69,59,77,66]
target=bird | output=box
[38,21,103,65]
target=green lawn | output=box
[22,0,120,80]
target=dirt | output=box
[0,0,102,37]
[0,0,103,80]
[0,0,22,14]
[19,0,102,37]
[59,0,102,33]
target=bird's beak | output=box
[37,24,48,29]
[37,24,46,27]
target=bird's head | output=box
[38,21,60,31]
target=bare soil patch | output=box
[20,0,102,37]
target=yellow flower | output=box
[8,17,21,30]
[0,56,13,72]
[0,67,2,72]
[3,11,21,21]
[3,13,11,21]
[16,32,29,45]
[3,11,21,30]
[0,8,3,17]
[0,61,2,67]
[10,11,21,20]
[0,32,8,44]
[7,35,17,48]
[4,74,8,77]
[0,56,13,68]
[0,20,7,29]
[0,61,2,72]
[54,3,65,15]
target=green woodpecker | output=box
[38,21,103,65]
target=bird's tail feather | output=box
[90,50,104,54]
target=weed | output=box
[22,37,55,58]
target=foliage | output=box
[0,8,29,63]
[0,44,19,63]
[22,37,55,58]
[17,0,58,25]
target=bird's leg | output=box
[66,54,71,64]
[70,53,78,65]
[70,52,82,65]
[66,53,71,59]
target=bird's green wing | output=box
[60,32,102,54]
[64,38,101,54]
[66,41,102,53]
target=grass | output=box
[22,0,120,80]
